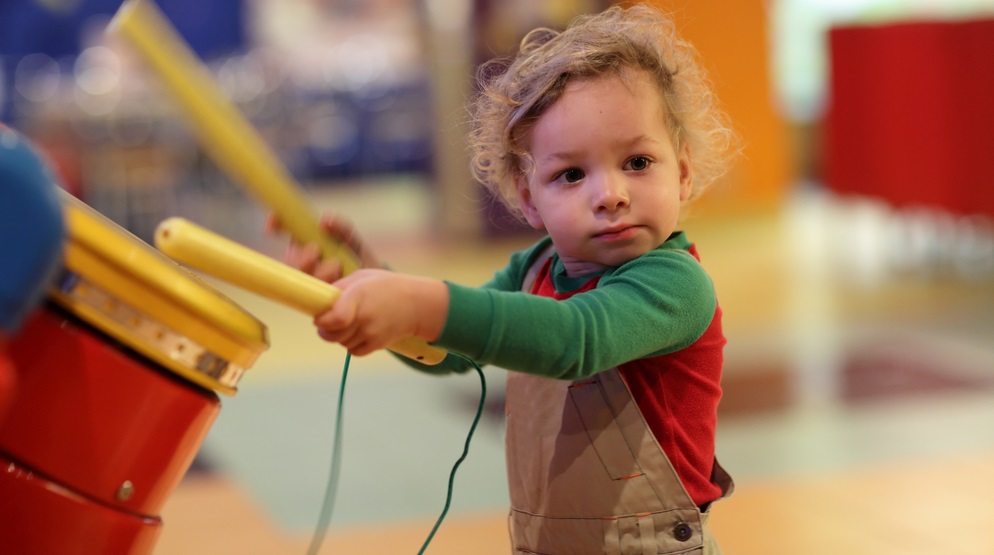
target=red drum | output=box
[0,192,268,554]
[0,338,14,428]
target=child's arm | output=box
[267,211,483,373]
[435,247,718,379]
[320,243,717,380]
[313,269,449,357]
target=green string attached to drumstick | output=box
[154,218,485,552]
[306,354,486,555]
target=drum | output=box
[0,191,269,554]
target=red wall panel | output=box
[825,18,994,217]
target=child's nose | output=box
[594,175,630,212]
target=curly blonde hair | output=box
[468,4,737,217]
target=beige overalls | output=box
[505,252,733,555]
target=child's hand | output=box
[313,269,449,357]
[264,212,383,283]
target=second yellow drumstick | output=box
[155,218,446,365]
[107,0,360,274]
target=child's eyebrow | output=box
[621,134,663,148]
[538,151,579,165]
[538,135,661,165]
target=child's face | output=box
[516,69,692,277]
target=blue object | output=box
[0,0,245,61]
[0,125,65,332]
[1,0,246,123]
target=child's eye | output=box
[556,168,585,183]
[625,156,652,171]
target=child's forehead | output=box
[510,67,672,153]
[546,69,667,120]
[531,77,671,145]
[516,69,677,155]
[561,68,650,95]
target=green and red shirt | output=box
[423,231,726,506]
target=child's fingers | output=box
[319,214,385,269]
[264,211,283,234]
[342,339,377,357]
[317,326,356,346]
[319,214,362,252]
[314,293,358,335]
[318,213,355,235]
[316,329,375,357]
[314,308,369,349]
[285,242,322,274]
[312,258,345,284]
[270,211,380,273]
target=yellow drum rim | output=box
[51,192,269,395]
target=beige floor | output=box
[156,448,994,554]
[144,184,994,554]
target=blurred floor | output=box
[152,181,994,554]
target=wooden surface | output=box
[155,450,994,554]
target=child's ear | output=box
[678,142,693,201]
[515,175,544,229]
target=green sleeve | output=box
[396,237,555,375]
[434,244,717,380]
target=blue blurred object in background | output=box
[0,0,246,122]
[0,0,245,62]
[0,124,65,332]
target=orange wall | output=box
[629,0,793,216]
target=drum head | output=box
[50,191,268,395]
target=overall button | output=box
[673,522,693,542]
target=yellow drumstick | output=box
[155,218,447,365]
[107,0,359,274]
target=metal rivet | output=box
[116,480,134,502]
[673,522,693,542]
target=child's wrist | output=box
[412,277,449,343]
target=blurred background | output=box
[3,0,994,553]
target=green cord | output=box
[306,352,351,555]
[417,356,486,555]
[307,353,487,555]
